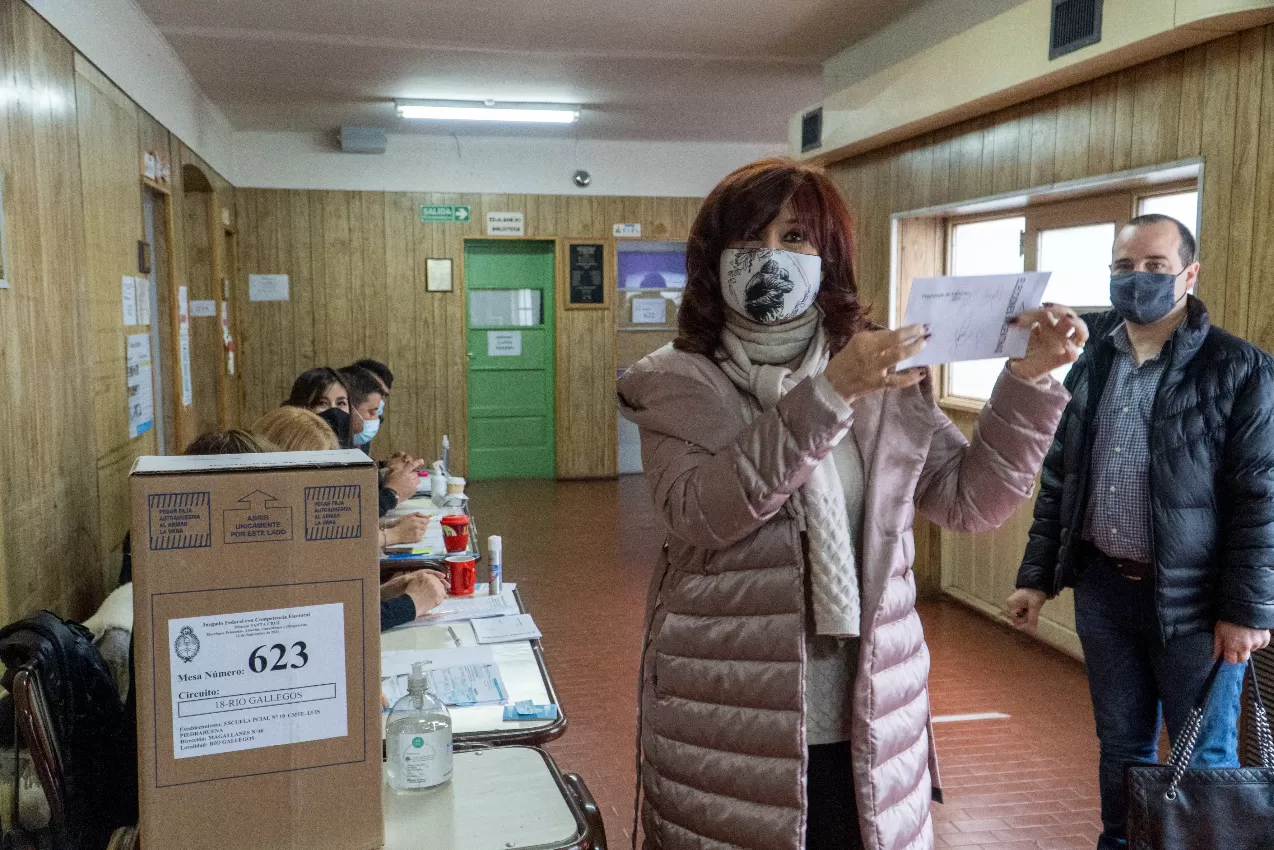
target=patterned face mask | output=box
[719,248,822,324]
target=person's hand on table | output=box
[382,513,429,546]
[385,459,424,501]
[386,452,419,472]
[1006,304,1088,383]
[380,570,450,618]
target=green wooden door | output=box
[464,240,556,479]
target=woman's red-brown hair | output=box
[674,157,868,357]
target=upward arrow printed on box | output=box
[237,490,280,511]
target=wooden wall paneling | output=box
[1198,34,1243,325]
[288,191,316,382]
[249,188,280,417]
[232,190,259,419]
[74,55,157,590]
[949,116,989,205]
[384,191,418,457]
[363,193,390,382]
[1087,74,1121,175]
[1111,68,1138,173]
[825,23,1274,656]
[306,191,330,397]
[321,191,355,369]
[1177,45,1209,159]
[176,145,238,429]
[1224,27,1267,337]
[0,1,103,619]
[988,106,1024,196]
[926,126,955,209]
[1246,24,1274,352]
[165,133,191,446]
[180,183,219,435]
[233,190,699,478]
[555,239,617,479]
[1130,54,1184,170]
[1028,94,1060,188]
[1055,83,1094,183]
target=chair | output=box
[562,772,607,850]
[10,669,67,834]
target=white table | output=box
[383,748,591,850]
[380,588,565,746]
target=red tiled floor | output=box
[469,476,1108,849]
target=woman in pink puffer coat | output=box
[617,158,1086,850]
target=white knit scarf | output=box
[717,308,861,638]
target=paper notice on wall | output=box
[249,274,290,302]
[898,272,1052,369]
[631,297,667,324]
[122,275,138,326]
[190,299,217,318]
[168,603,348,759]
[127,333,154,438]
[178,286,193,406]
[488,330,522,357]
[134,277,151,325]
[486,212,525,237]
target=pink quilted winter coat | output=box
[617,344,1068,850]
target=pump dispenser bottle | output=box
[385,661,453,791]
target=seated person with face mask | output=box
[338,365,421,515]
[347,358,426,488]
[252,408,448,631]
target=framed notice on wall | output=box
[568,243,606,309]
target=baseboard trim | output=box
[941,585,1084,662]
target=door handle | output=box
[466,352,474,359]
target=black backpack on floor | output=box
[0,611,134,849]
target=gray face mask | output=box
[1109,270,1187,325]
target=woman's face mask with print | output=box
[720,248,822,324]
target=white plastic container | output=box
[385,661,453,792]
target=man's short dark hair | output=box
[1124,214,1197,268]
[337,366,382,408]
[352,358,393,391]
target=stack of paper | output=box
[408,588,518,627]
[381,647,508,708]
[471,614,542,644]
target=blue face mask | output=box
[1109,270,1187,325]
[353,416,379,446]
[376,400,385,418]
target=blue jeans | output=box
[1074,556,1244,850]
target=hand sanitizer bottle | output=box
[385,662,453,792]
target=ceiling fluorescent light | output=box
[396,100,580,124]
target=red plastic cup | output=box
[446,554,477,597]
[440,514,470,554]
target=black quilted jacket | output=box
[1016,297,1274,640]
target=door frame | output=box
[140,175,189,452]
[461,236,560,480]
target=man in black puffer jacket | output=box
[1007,214,1274,850]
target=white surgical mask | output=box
[354,416,379,446]
[720,248,822,324]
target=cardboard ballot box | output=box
[131,450,384,850]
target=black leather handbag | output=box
[1127,658,1274,850]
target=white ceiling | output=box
[137,0,928,143]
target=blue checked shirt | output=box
[1084,324,1167,562]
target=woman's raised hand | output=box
[1007,305,1088,382]
[823,325,930,402]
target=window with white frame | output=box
[941,184,1199,403]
